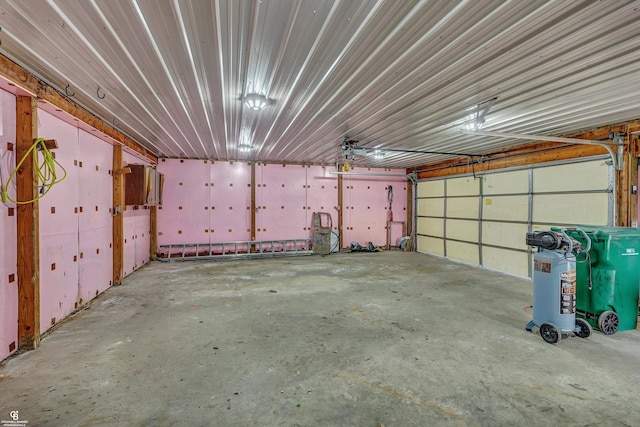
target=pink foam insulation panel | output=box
[307,165,338,232]
[37,108,121,334]
[78,130,113,299]
[124,151,152,276]
[123,208,150,277]
[256,163,307,241]
[38,109,81,334]
[157,159,210,245]
[342,168,408,248]
[209,161,251,244]
[156,161,406,253]
[0,89,18,361]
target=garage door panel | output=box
[447,176,479,196]
[533,160,609,192]
[417,235,444,256]
[532,193,609,225]
[482,247,529,278]
[446,219,478,242]
[482,222,529,250]
[447,197,478,219]
[418,181,444,197]
[446,241,479,265]
[417,198,444,217]
[482,195,529,221]
[417,217,444,237]
[483,170,528,195]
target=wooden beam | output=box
[406,178,413,238]
[0,53,157,163]
[337,165,344,250]
[16,96,40,350]
[417,143,607,180]
[149,206,157,261]
[112,146,124,285]
[250,162,256,242]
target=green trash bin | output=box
[563,226,640,335]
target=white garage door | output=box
[417,156,613,278]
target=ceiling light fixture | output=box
[373,150,385,160]
[237,143,253,152]
[244,93,268,111]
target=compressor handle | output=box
[575,227,592,253]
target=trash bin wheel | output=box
[539,323,560,344]
[598,310,619,335]
[575,318,592,338]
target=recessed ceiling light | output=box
[244,93,268,111]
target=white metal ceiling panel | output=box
[0,0,638,168]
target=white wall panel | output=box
[482,247,529,278]
[417,236,444,257]
[446,241,479,265]
[417,181,444,198]
[533,160,609,192]
[417,217,444,238]
[483,170,528,195]
[482,222,529,251]
[482,195,529,221]
[532,193,609,225]
[447,176,479,196]
[417,198,444,217]
[447,197,479,219]
[446,219,478,242]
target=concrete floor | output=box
[1,251,639,427]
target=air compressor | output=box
[525,229,593,344]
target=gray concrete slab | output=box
[1,252,639,426]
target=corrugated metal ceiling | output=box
[0,0,638,168]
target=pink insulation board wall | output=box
[37,109,115,334]
[256,163,307,240]
[0,89,18,361]
[343,168,408,247]
[157,161,405,251]
[123,151,152,276]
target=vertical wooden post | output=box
[149,205,157,261]
[250,161,256,242]
[337,166,344,250]
[16,96,40,350]
[113,145,124,285]
[616,150,632,227]
[406,176,413,238]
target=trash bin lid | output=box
[574,225,640,241]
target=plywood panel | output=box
[532,193,609,225]
[417,180,444,198]
[447,196,479,219]
[482,222,529,250]
[417,198,444,217]
[0,89,17,361]
[417,236,444,257]
[210,161,251,242]
[533,159,609,192]
[417,217,444,237]
[482,195,529,221]
[447,176,479,196]
[446,240,479,265]
[483,169,528,195]
[156,159,210,245]
[482,246,529,278]
[446,219,478,242]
